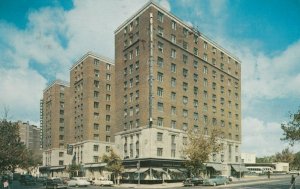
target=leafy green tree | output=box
[183,128,222,177]
[281,110,300,145]
[291,151,300,170]
[102,149,124,185]
[256,156,275,163]
[0,119,28,172]
[274,148,294,163]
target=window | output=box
[203,115,208,124]
[135,75,139,84]
[158,41,163,53]
[157,148,163,156]
[94,123,99,130]
[183,28,188,37]
[106,146,110,152]
[182,68,188,77]
[171,63,176,73]
[171,77,176,87]
[106,73,111,81]
[194,34,198,44]
[183,96,188,104]
[204,41,208,49]
[129,50,133,60]
[203,103,208,112]
[157,72,163,82]
[194,47,198,56]
[183,109,188,117]
[94,102,99,108]
[157,132,163,141]
[193,60,198,69]
[136,90,139,99]
[212,58,216,65]
[203,53,208,61]
[203,91,208,99]
[129,78,133,88]
[158,102,164,112]
[94,80,100,88]
[106,136,110,142]
[171,34,176,43]
[194,112,199,121]
[183,41,188,50]
[171,20,176,30]
[135,46,140,56]
[157,57,164,67]
[94,69,99,77]
[194,87,198,95]
[124,68,128,76]
[106,94,111,101]
[203,66,208,74]
[106,115,111,122]
[157,117,163,127]
[157,87,163,97]
[94,59,100,66]
[158,11,164,22]
[183,54,188,64]
[183,82,188,91]
[129,64,133,74]
[94,134,99,140]
[193,100,198,108]
[182,123,188,130]
[171,120,176,129]
[171,106,176,115]
[194,73,198,82]
[171,49,176,58]
[158,26,164,36]
[135,61,139,70]
[135,105,139,114]
[106,125,110,132]
[59,152,64,157]
[93,145,99,151]
[106,84,111,91]
[171,92,176,100]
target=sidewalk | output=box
[117,175,293,188]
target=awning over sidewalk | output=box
[49,166,65,170]
[151,168,166,172]
[135,168,149,173]
[231,165,248,172]
[124,168,137,173]
[206,163,223,171]
[83,163,107,168]
[168,168,182,173]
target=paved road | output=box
[8,175,299,189]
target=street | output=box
[8,175,298,189]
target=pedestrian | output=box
[291,175,296,189]
[2,178,10,189]
[267,171,270,179]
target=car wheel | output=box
[213,182,217,186]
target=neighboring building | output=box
[241,153,256,164]
[114,1,242,178]
[40,53,115,178]
[40,80,71,176]
[18,121,41,155]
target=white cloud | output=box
[209,0,227,17]
[241,117,300,156]
[0,68,47,124]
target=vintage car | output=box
[45,178,67,189]
[67,177,90,187]
[203,175,229,186]
[183,177,204,186]
[92,178,114,186]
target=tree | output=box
[256,156,275,163]
[0,120,28,172]
[274,148,294,163]
[291,151,300,170]
[102,149,124,185]
[183,128,222,177]
[281,110,300,145]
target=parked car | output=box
[67,177,90,187]
[289,170,300,174]
[203,175,229,186]
[183,177,204,186]
[45,178,68,189]
[93,178,114,186]
[20,174,36,185]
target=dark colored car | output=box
[20,175,36,185]
[183,177,204,186]
[45,178,68,189]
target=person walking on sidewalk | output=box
[291,175,296,189]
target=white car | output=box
[93,178,113,186]
[289,170,300,174]
[67,177,90,187]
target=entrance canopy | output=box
[83,163,107,168]
[206,163,223,171]
[231,165,248,172]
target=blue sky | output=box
[0,0,300,156]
